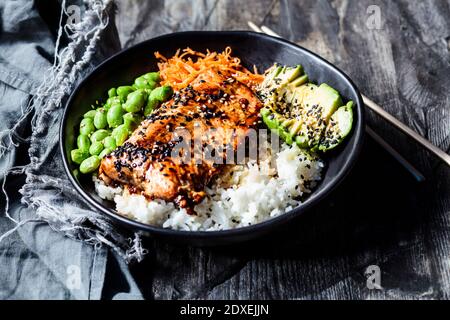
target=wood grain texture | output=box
[115,0,450,300]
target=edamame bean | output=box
[80,118,95,136]
[94,108,108,129]
[123,90,147,113]
[107,104,124,128]
[105,96,120,109]
[143,72,160,83]
[150,85,173,102]
[83,110,97,119]
[108,88,117,98]
[77,134,91,152]
[103,136,116,149]
[123,112,142,128]
[112,124,129,146]
[89,141,104,156]
[79,155,101,174]
[99,147,113,159]
[71,149,89,164]
[134,76,148,89]
[134,76,157,90]
[90,129,110,143]
[144,98,159,116]
[117,86,134,102]
[110,101,122,112]
[142,85,172,116]
[147,80,157,90]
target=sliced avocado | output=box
[260,65,305,108]
[260,108,278,130]
[259,64,353,152]
[265,64,283,81]
[290,74,309,87]
[276,65,303,85]
[261,65,303,88]
[318,101,353,151]
[291,83,344,147]
[260,65,283,90]
[295,134,309,148]
[282,75,310,106]
[307,83,343,121]
[289,120,303,136]
[288,83,315,107]
[261,109,295,145]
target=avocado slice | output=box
[261,64,283,88]
[292,83,344,147]
[259,65,305,109]
[258,63,353,152]
[307,83,343,121]
[272,65,303,87]
[261,108,295,145]
[318,101,353,151]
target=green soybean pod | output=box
[123,90,147,113]
[143,72,160,83]
[147,80,157,90]
[108,88,117,98]
[117,86,134,102]
[105,96,120,109]
[77,134,91,152]
[135,76,157,90]
[71,149,89,165]
[143,88,153,95]
[123,112,142,128]
[98,147,113,159]
[89,141,104,156]
[150,85,173,102]
[107,104,124,128]
[83,110,97,119]
[80,118,95,136]
[103,136,116,150]
[112,124,129,146]
[93,108,108,129]
[144,98,159,116]
[79,155,101,174]
[90,129,110,143]
[110,100,122,112]
[134,76,149,89]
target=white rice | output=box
[93,143,324,231]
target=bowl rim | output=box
[60,30,365,239]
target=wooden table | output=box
[115,0,450,299]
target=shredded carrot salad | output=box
[154,47,264,91]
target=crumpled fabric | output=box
[0,0,145,299]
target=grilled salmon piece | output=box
[99,69,262,210]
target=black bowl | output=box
[61,31,364,246]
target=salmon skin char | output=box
[99,68,263,213]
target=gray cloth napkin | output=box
[0,0,145,299]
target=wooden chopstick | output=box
[260,25,279,37]
[362,96,450,167]
[365,126,425,182]
[253,23,449,168]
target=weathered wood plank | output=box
[116,0,450,300]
